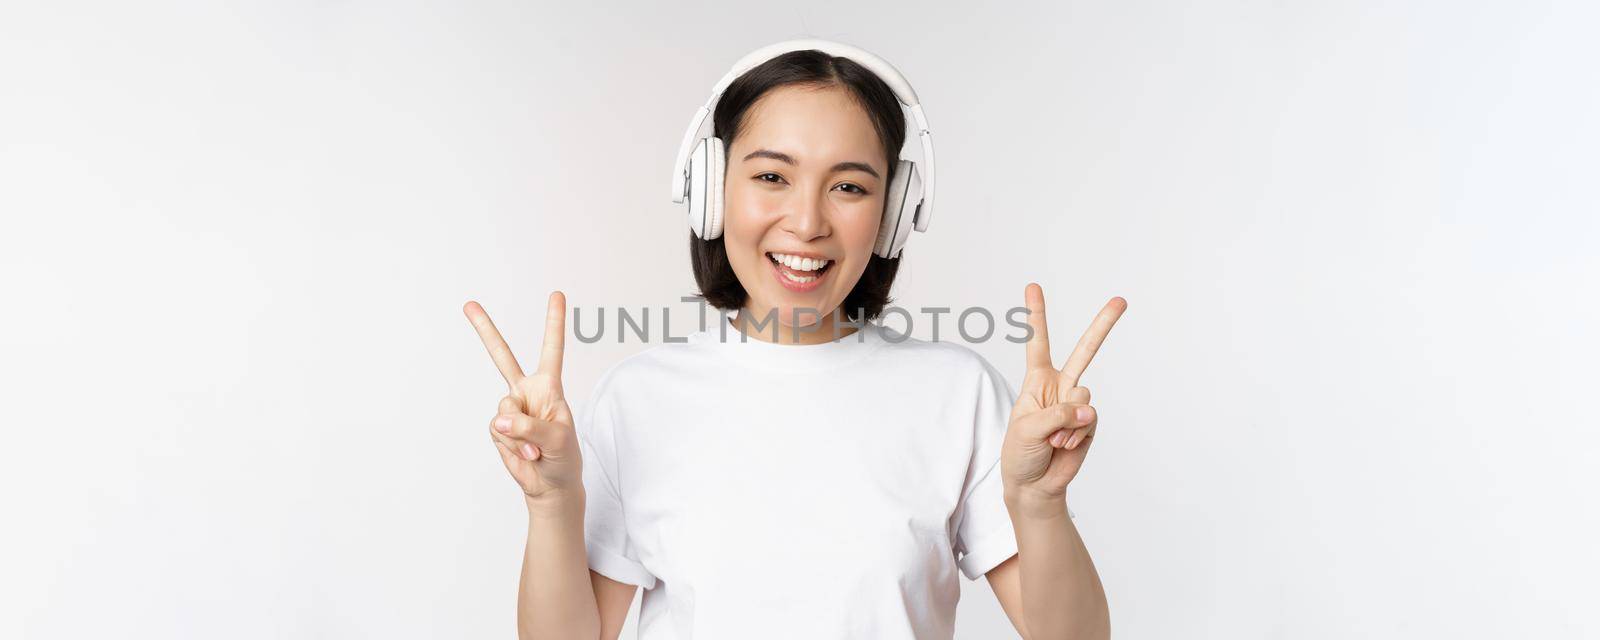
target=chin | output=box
[748,297,829,328]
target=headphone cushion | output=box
[704,137,726,240]
[876,159,918,258]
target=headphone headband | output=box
[669,39,936,234]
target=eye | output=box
[754,172,787,184]
[834,182,869,195]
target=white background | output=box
[3,1,1597,638]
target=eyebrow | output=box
[742,149,881,180]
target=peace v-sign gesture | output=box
[1001,283,1127,502]
[464,292,582,502]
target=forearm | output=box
[518,492,600,640]
[1003,488,1110,640]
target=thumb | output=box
[498,394,527,416]
[1013,403,1093,443]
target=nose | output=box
[779,184,831,242]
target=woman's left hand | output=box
[1001,283,1127,503]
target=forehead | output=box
[731,84,884,164]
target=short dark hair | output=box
[688,49,908,322]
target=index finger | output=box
[1060,296,1127,386]
[1023,283,1053,370]
[463,300,525,387]
[535,291,566,378]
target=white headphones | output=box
[669,39,937,259]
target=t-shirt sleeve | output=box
[952,358,1021,580]
[574,378,658,590]
[951,356,1077,580]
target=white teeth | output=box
[780,270,817,283]
[769,252,831,272]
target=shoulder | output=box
[587,338,716,399]
[871,323,1012,389]
[864,324,1011,400]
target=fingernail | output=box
[1050,431,1067,447]
[495,416,512,434]
[1076,406,1093,424]
[520,443,537,460]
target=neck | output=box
[730,307,860,345]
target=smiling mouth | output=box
[766,252,833,289]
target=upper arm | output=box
[591,570,637,640]
[986,553,1031,640]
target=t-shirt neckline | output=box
[685,314,891,373]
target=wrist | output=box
[1004,484,1070,520]
[524,488,585,519]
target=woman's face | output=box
[722,83,888,335]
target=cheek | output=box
[722,185,762,238]
[836,200,884,255]
[720,185,776,276]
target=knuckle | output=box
[510,413,537,436]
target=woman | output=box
[464,41,1125,640]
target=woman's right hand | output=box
[464,292,582,506]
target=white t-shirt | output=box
[575,318,1049,639]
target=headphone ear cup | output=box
[875,159,921,258]
[704,137,726,240]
